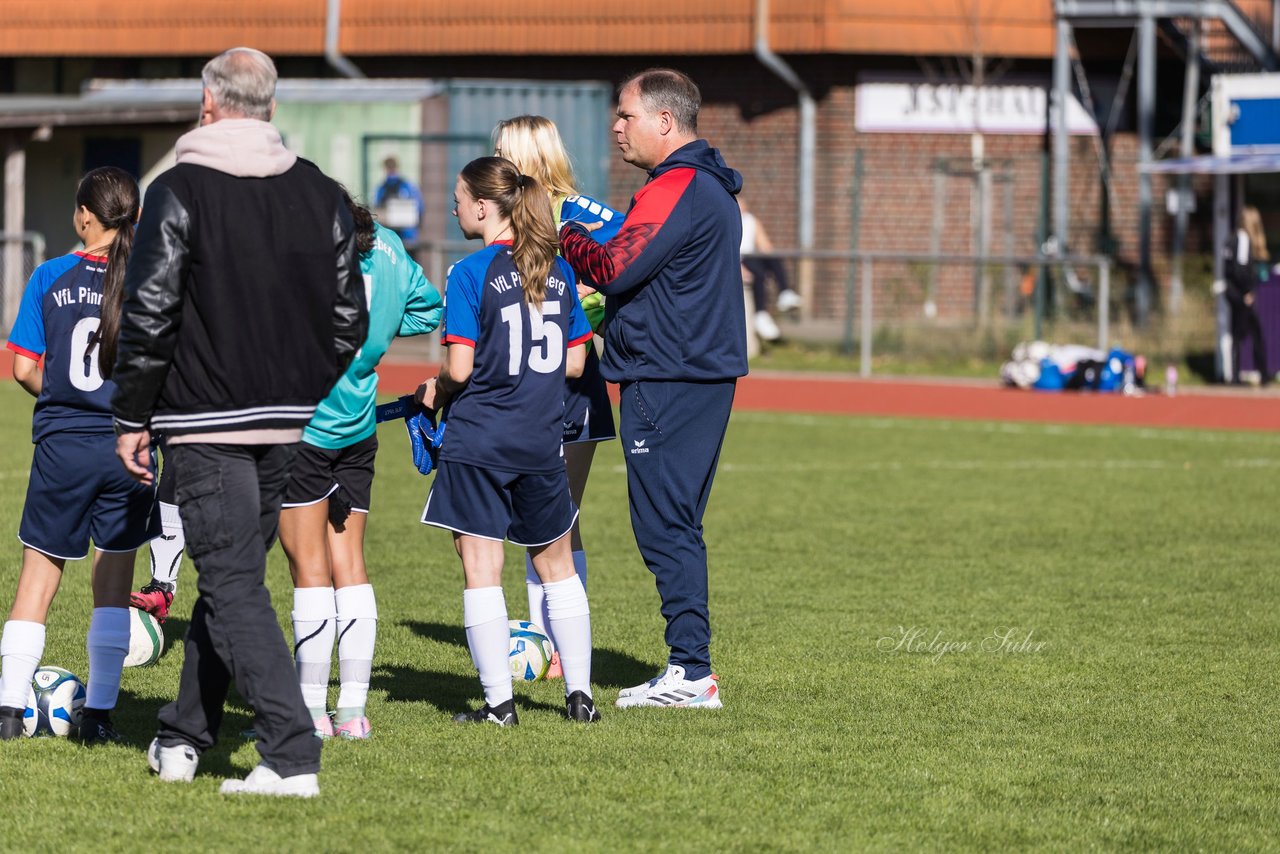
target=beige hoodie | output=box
[175,118,297,177]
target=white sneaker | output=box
[754,311,781,341]
[776,289,803,312]
[219,764,319,798]
[147,738,199,783]
[615,665,722,709]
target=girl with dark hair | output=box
[418,156,599,726]
[0,166,160,743]
[279,189,442,740]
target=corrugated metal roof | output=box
[0,1,1057,59]
[0,79,445,128]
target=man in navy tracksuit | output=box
[560,68,747,709]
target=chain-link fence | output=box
[1,232,45,337]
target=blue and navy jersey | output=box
[556,193,623,243]
[440,242,592,474]
[6,252,116,442]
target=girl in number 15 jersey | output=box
[418,157,598,726]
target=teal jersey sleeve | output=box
[304,225,442,449]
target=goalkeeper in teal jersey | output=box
[278,191,443,740]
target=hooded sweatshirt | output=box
[559,139,748,383]
[112,119,367,442]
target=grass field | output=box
[0,379,1278,851]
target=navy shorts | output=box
[282,435,378,512]
[19,432,161,560]
[421,460,578,547]
[563,348,616,445]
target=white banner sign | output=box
[856,77,1098,135]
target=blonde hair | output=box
[1243,205,1270,263]
[492,116,578,201]
[459,156,559,306]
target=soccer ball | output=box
[124,607,164,667]
[508,620,554,682]
[24,666,86,737]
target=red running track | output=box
[6,346,1274,433]
[374,361,1280,433]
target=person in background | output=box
[0,167,159,744]
[418,156,598,727]
[112,47,367,797]
[739,196,801,342]
[559,68,747,709]
[281,189,442,742]
[374,155,425,244]
[1225,205,1270,385]
[492,114,621,679]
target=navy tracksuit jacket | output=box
[561,140,747,679]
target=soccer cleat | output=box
[131,581,175,623]
[754,310,781,341]
[776,288,803,313]
[147,737,199,783]
[544,650,563,680]
[74,711,127,746]
[220,764,319,798]
[313,714,335,739]
[615,665,722,709]
[332,716,371,740]
[452,698,518,727]
[565,690,601,723]
[0,705,24,740]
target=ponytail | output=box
[509,174,558,307]
[459,157,560,307]
[96,219,134,377]
[74,166,140,379]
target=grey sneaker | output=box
[220,764,319,798]
[147,737,199,782]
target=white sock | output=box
[463,586,511,707]
[542,575,592,698]
[292,586,336,718]
[148,502,184,592]
[0,620,45,709]
[525,550,588,633]
[86,607,130,710]
[335,583,377,721]
[524,554,548,631]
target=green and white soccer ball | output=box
[125,607,164,667]
[24,666,86,737]
[508,620,554,682]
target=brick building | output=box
[1,1,1267,322]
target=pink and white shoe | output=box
[615,664,722,709]
[314,715,335,739]
[333,716,371,740]
[544,651,563,680]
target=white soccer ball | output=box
[508,620,554,682]
[125,607,164,667]
[25,666,86,737]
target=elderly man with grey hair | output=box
[112,47,367,797]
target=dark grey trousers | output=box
[155,442,320,777]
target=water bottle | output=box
[1122,359,1136,396]
[1165,364,1178,397]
